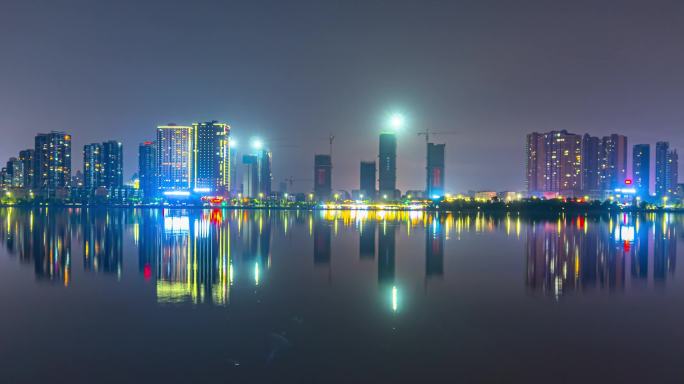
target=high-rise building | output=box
[581,134,601,195]
[668,150,679,197]
[258,149,272,197]
[426,143,445,198]
[18,149,34,189]
[192,121,230,193]
[101,141,123,190]
[34,131,72,196]
[632,144,650,197]
[359,161,376,200]
[156,124,193,192]
[378,133,397,198]
[655,142,678,197]
[525,130,582,196]
[229,144,239,195]
[655,142,669,197]
[525,132,545,195]
[83,143,103,192]
[599,134,628,191]
[6,157,24,188]
[138,141,158,200]
[314,154,332,200]
[242,154,259,198]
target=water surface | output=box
[0,208,683,383]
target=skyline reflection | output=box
[0,209,682,305]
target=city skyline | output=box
[2,1,684,192]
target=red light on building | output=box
[624,179,633,185]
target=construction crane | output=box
[417,129,457,144]
[283,176,313,189]
[329,134,335,156]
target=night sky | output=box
[2,0,683,193]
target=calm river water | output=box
[0,208,682,383]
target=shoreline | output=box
[0,202,682,213]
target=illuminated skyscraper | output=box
[138,141,158,200]
[192,121,230,193]
[83,143,103,192]
[525,132,545,195]
[599,134,628,192]
[359,161,376,200]
[655,143,678,198]
[378,132,397,198]
[525,130,582,196]
[632,144,650,197]
[101,140,123,189]
[258,149,272,197]
[18,149,35,189]
[5,157,24,188]
[83,140,123,193]
[655,142,669,197]
[156,124,192,191]
[426,143,445,198]
[314,154,332,200]
[581,134,601,195]
[34,131,72,196]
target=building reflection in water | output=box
[526,213,678,298]
[0,208,681,306]
[425,215,444,279]
[359,220,376,260]
[154,209,246,305]
[378,220,397,285]
[0,208,73,286]
[82,209,123,278]
[313,218,331,265]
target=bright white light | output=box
[251,138,263,150]
[392,286,398,312]
[229,139,238,148]
[164,216,190,232]
[389,113,405,130]
[163,190,190,197]
[193,187,212,193]
[254,262,260,286]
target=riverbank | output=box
[0,199,682,213]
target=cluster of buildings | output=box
[138,121,271,201]
[526,130,680,202]
[0,132,74,200]
[313,131,446,201]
